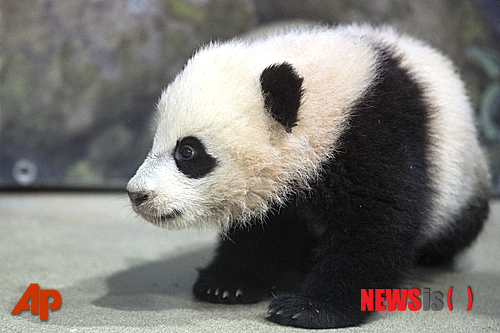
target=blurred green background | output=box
[1,0,500,194]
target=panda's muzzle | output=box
[127,190,183,222]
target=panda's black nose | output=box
[128,191,149,207]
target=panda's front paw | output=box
[192,270,271,304]
[266,294,359,329]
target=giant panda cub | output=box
[127,25,490,329]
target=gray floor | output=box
[1,193,499,332]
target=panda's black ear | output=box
[260,62,304,133]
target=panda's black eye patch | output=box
[174,136,217,179]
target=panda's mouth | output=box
[160,209,183,221]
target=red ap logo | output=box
[11,284,61,320]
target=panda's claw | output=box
[266,294,355,329]
[267,307,277,315]
[193,266,273,304]
[194,282,270,304]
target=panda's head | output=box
[126,42,308,230]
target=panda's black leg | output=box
[193,210,315,304]
[267,199,420,328]
[192,225,276,304]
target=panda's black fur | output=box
[127,25,490,329]
[192,46,487,328]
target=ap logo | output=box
[11,284,62,320]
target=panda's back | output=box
[287,26,491,262]
[366,27,490,246]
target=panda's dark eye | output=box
[179,145,194,160]
[173,136,217,179]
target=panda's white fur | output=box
[127,24,489,329]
